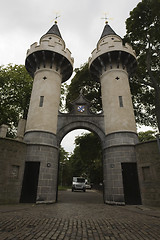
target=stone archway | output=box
[57,93,105,144]
[56,94,106,200]
[57,119,105,147]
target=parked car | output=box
[85,180,92,189]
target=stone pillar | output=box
[16,119,26,141]
[23,23,73,203]
[0,124,8,138]
[89,23,138,205]
[103,132,138,204]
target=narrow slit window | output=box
[119,96,123,107]
[39,96,44,107]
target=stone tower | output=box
[22,23,73,203]
[89,23,139,205]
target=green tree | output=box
[60,82,69,112]
[69,133,103,184]
[0,64,68,137]
[138,130,156,142]
[59,146,71,186]
[124,0,160,130]
[0,64,33,135]
[69,146,84,177]
[66,63,102,113]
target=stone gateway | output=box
[20,21,141,205]
[1,21,153,205]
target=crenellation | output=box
[100,42,108,46]
[89,35,137,73]
[109,45,114,48]
[26,38,73,71]
[55,40,63,46]
[31,42,38,48]
[114,39,121,43]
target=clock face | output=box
[77,105,85,113]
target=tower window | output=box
[39,96,44,107]
[119,96,123,107]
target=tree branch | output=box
[146,47,159,91]
[134,73,153,88]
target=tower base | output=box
[103,131,139,205]
[21,131,59,204]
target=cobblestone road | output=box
[0,190,160,240]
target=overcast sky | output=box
[0,0,144,153]
[0,0,141,68]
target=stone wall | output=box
[0,135,160,207]
[0,138,26,204]
[136,140,160,207]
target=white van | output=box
[72,177,86,192]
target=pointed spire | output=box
[100,23,117,39]
[45,22,62,39]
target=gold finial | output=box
[55,12,60,23]
[52,12,61,24]
[101,12,113,24]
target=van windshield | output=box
[77,178,85,183]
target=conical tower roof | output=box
[45,22,62,39]
[100,23,117,39]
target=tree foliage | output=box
[0,64,33,135]
[68,133,103,184]
[60,82,69,112]
[124,0,160,130]
[59,133,103,186]
[138,130,156,142]
[59,146,71,186]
